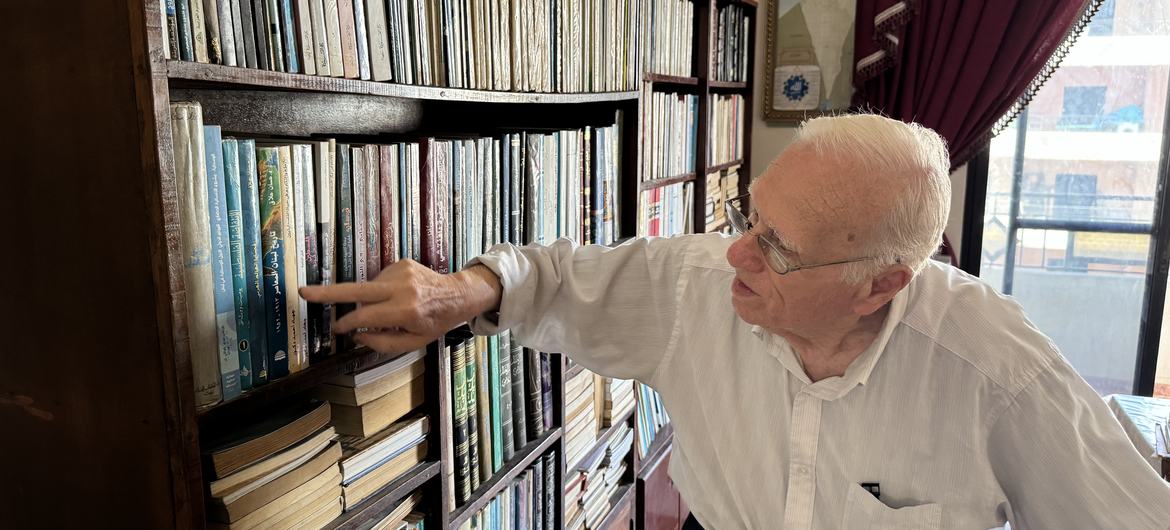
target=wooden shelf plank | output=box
[168,61,639,104]
[639,173,697,191]
[447,428,563,529]
[596,483,635,530]
[708,80,748,90]
[705,159,744,174]
[196,345,415,427]
[716,0,758,6]
[636,424,674,478]
[323,461,441,530]
[645,73,700,86]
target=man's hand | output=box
[299,260,503,354]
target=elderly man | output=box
[302,114,1170,528]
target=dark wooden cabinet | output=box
[637,448,691,530]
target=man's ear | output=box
[853,265,912,316]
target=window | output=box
[975,2,1170,396]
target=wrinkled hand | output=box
[299,260,502,354]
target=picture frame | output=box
[763,1,856,123]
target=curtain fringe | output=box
[854,0,919,85]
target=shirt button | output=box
[793,465,809,476]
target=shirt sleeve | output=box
[465,235,704,383]
[987,356,1170,528]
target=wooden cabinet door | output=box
[637,448,681,530]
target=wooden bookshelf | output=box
[640,173,698,191]
[637,424,676,479]
[708,80,749,91]
[645,73,701,86]
[706,158,745,174]
[597,483,636,530]
[324,461,441,530]
[448,429,563,529]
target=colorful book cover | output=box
[314,140,335,359]
[238,139,268,384]
[165,0,181,60]
[221,138,253,390]
[203,125,242,401]
[335,143,355,330]
[279,0,300,72]
[475,337,493,482]
[257,146,289,379]
[453,340,471,504]
[278,145,304,373]
[489,335,503,471]
[525,348,544,440]
[508,331,526,450]
[465,338,481,492]
[265,0,285,71]
[171,102,221,407]
[498,332,514,462]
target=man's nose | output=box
[727,234,766,273]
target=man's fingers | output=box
[299,282,394,304]
[334,303,414,334]
[354,330,432,355]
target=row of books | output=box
[171,101,623,407]
[564,421,633,530]
[564,369,599,469]
[648,0,694,77]
[704,165,742,233]
[455,450,558,530]
[713,3,751,83]
[635,382,670,458]
[708,93,745,166]
[640,89,698,182]
[162,0,647,92]
[638,181,693,237]
[443,331,555,507]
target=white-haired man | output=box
[302,114,1170,528]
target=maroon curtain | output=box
[852,0,1098,171]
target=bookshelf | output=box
[4,0,753,528]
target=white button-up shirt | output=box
[469,234,1170,529]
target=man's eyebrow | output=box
[752,207,799,253]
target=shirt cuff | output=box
[465,242,521,336]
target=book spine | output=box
[314,140,336,359]
[351,146,368,283]
[364,145,381,279]
[489,335,503,471]
[231,0,248,65]
[379,144,399,269]
[310,0,331,73]
[324,0,345,75]
[508,333,526,449]
[367,0,392,81]
[525,348,543,439]
[218,0,238,65]
[337,0,359,77]
[238,139,269,384]
[296,0,316,74]
[221,138,253,391]
[280,0,301,72]
[299,145,322,360]
[266,0,285,71]
[418,138,450,274]
[465,340,481,492]
[452,341,471,504]
[190,0,210,62]
[542,451,555,530]
[279,145,305,373]
[409,143,421,262]
[252,0,271,69]
[175,0,195,61]
[203,125,242,401]
[166,0,183,60]
[476,337,493,482]
[257,147,289,378]
[203,0,223,63]
[170,102,222,407]
[238,0,258,67]
[498,332,514,461]
[353,0,371,79]
[532,454,543,530]
[335,144,355,323]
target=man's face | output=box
[725,146,885,334]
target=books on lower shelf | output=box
[704,164,740,233]
[354,491,426,530]
[713,3,750,83]
[162,0,646,92]
[638,181,693,237]
[456,450,559,530]
[648,0,694,77]
[601,378,635,427]
[640,88,698,182]
[564,369,599,470]
[170,102,623,407]
[443,331,555,508]
[635,382,670,458]
[708,94,745,166]
[564,422,633,530]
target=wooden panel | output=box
[637,449,680,530]
[0,0,181,527]
[601,484,636,530]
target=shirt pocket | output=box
[840,483,942,530]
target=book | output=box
[475,336,493,479]
[498,332,514,461]
[452,339,471,504]
[299,144,323,361]
[273,145,304,373]
[202,400,331,479]
[221,138,254,390]
[206,463,340,530]
[294,0,316,74]
[378,144,400,268]
[315,348,425,405]
[465,338,480,491]
[366,0,392,80]
[279,0,300,72]
[324,0,345,76]
[256,146,289,379]
[364,145,381,278]
[171,102,223,407]
[351,145,368,283]
[337,415,428,484]
[237,0,258,67]
[342,442,426,509]
[204,125,243,401]
[313,140,336,359]
[336,0,359,77]
[330,373,425,437]
[250,0,270,69]
[206,441,340,523]
[208,426,335,497]
[353,0,371,79]
[236,139,268,385]
[335,143,355,327]
[309,0,330,74]
[203,0,223,63]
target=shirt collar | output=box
[750,285,910,401]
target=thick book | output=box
[336,0,359,77]
[208,426,335,498]
[452,340,471,504]
[255,147,289,379]
[275,145,305,374]
[171,102,222,407]
[203,0,223,63]
[366,0,392,80]
[330,374,425,437]
[489,335,504,470]
[279,0,300,72]
[337,415,428,484]
[334,143,355,328]
[237,0,258,67]
[294,0,316,74]
[465,339,481,492]
[364,145,381,279]
[342,442,427,509]
[323,0,345,76]
[309,0,330,73]
[418,138,451,273]
[203,125,243,401]
[264,0,285,71]
[299,145,322,361]
[206,464,340,530]
[202,400,331,479]
[315,348,425,406]
[353,0,371,79]
[314,140,336,359]
[351,146,368,283]
[498,332,514,461]
[250,0,270,70]
[378,144,399,269]
[237,141,268,385]
[524,348,544,440]
[508,331,526,449]
[207,441,340,523]
[475,337,494,479]
[220,138,253,390]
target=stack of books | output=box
[203,401,343,529]
[636,383,671,458]
[355,491,425,530]
[314,350,428,510]
[162,0,647,92]
[704,164,741,233]
[457,450,558,530]
[564,369,599,469]
[444,331,554,507]
[601,378,635,427]
[565,422,633,530]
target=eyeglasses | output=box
[724,194,889,275]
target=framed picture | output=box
[763,0,857,123]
